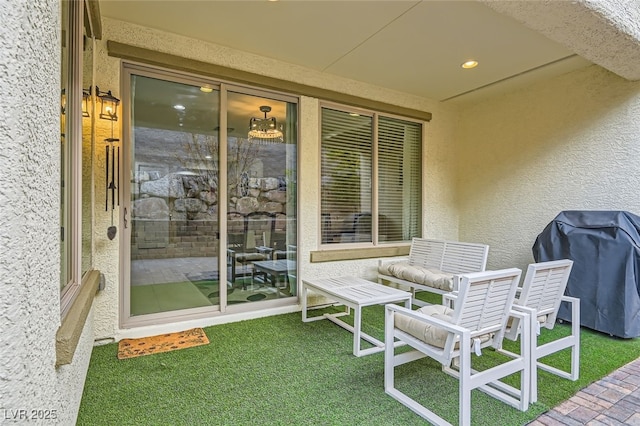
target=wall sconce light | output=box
[82,87,91,117]
[61,87,92,118]
[61,88,66,115]
[96,86,120,121]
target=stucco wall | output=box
[92,18,459,339]
[456,65,640,272]
[0,0,94,423]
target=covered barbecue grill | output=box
[532,210,640,338]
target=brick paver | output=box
[530,358,640,425]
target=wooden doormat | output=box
[117,328,209,360]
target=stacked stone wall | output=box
[131,171,290,260]
[131,219,219,260]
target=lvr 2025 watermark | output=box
[2,409,57,421]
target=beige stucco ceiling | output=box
[100,0,639,105]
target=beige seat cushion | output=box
[235,253,266,263]
[380,261,454,291]
[395,305,491,349]
[378,261,396,276]
[395,305,454,348]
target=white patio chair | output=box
[502,259,579,403]
[384,268,531,426]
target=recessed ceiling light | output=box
[461,60,478,69]
[173,104,186,111]
[200,86,213,93]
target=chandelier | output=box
[248,105,284,144]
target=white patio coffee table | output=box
[302,276,412,357]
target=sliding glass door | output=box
[122,65,297,325]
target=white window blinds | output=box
[321,108,373,243]
[378,116,421,242]
[321,106,421,245]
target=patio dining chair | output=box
[226,212,269,285]
[384,268,531,426]
[270,212,288,258]
[501,259,579,403]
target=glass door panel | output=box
[226,92,297,302]
[128,74,220,316]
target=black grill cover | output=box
[532,211,640,338]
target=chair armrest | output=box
[560,295,581,325]
[511,305,536,317]
[505,305,537,340]
[561,295,580,304]
[442,291,458,309]
[226,249,236,267]
[502,307,533,349]
[452,275,461,292]
[257,246,275,259]
[378,257,409,267]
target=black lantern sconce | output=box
[96,86,120,121]
[82,87,91,118]
[61,88,66,115]
[61,87,92,117]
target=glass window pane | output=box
[226,93,297,299]
[321,108,373,244]
[129,75,221,315]
[81,35,93,275]
[60,0,70,291]
[378,116,422,242]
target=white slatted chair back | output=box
[408,238,445,268]
[408,238,489,275]
[516,259,573,330]
[441,241,490,274]
[447,268,522,354]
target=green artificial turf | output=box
[130,281,212,315]
[78,299,640,426]
[130,280,287,315]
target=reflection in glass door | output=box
[127,73,221,316]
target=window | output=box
[321,106,422,245]
[60,0,94,315]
